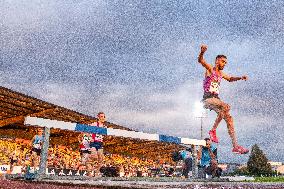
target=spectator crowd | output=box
[0,137,180,178]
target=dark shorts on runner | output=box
[90,142,103,151]
[80,149,91,156]
[10,159,18,165]
[32,148,41,156]
[202,92,229,114]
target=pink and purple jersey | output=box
[203,70,222,96]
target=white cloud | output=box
[83,80,209,138]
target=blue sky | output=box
[1,0,284,163]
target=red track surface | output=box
[1,177,284,189]
[0,178,102,189]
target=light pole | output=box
[194,101,207,139]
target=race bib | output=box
[209,81,220,94]
[33,143,41,149]
[95,134,103,142]
[83,134,90,141]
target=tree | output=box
[247,144,273,176]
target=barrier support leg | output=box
[191,144,199,179]
[37,127,50,180]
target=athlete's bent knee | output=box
[223,104,230,112]
[218,111,225,119]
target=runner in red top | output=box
[89,112,106,176]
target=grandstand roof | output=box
[0,86,127,130]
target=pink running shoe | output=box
[209,129,219,143]
[232,145,249,154]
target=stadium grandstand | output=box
[0,86,200,179]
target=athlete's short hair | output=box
[215,55,227,60]
[97,112,105,117]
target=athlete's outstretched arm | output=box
[198,44,212,71]
[222,72,248,82]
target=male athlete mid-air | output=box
[198,44,249,154]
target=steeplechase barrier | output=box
[24,116,205,146]
[23,116,205,180]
